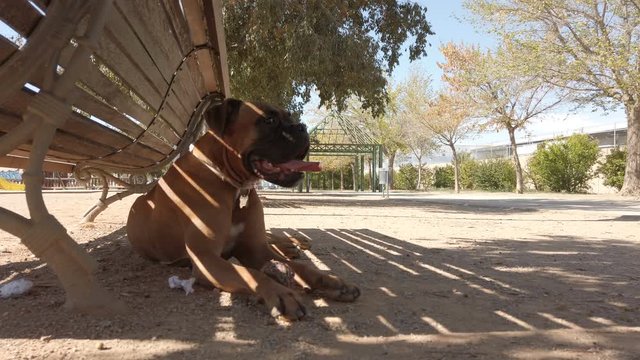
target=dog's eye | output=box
[263,117,276,125]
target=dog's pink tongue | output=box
[278,160,321,172]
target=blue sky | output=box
[390,1,626,147]
[392,1,496,88]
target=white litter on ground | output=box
[0,278,33,299]
[168,275,196,295]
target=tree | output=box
[465,0,640,195]
[344,87,407,189]
[223,0,434,115]
[439,42,565,194]
[397,71,439,189]
[420,90,478,193]
[528,134,600,193]
[311,155,353,190]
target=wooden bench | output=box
[0,0,230,313]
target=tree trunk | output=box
[621,101,640,195]
[508,126,524,194]
[340,169,344,190]
[331,172,334,190]
[416,156,423,190]
[450,143,460,193]
[387,151,396,190]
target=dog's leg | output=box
[185,230,306,320]
[232,191,360,302]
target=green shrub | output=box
[528,133,599,193]
[395,164,433,190]
[598,147,626,191]
[474,158,516,192]
[456,153,515,192]
[458,153,478,190]
[433,165,455,189]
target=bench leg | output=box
[20,123,126,314]
[0,0,124,314]
[82,189,136,223]
[24,214,126,314]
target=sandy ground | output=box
[0,189,639,360]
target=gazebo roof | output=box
[308,113,378,155]
[310,112,376,144]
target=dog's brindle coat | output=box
[126,99,360,320]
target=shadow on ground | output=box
[1,224,639,359]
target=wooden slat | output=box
[8,148,78,167]
[209,0,231,96]
[0,87,32,116]
[145,120,180,148]
[115,0,182,80]
[72,85,175,154]
[138,132,174,155]
[0,0,42,36]
[1,89,158,157]
[171,56,208,120]
[49,131,158,167]
[0,108,23,130]
[72,88,145,137]
[29,0,49,13]
[75,65,152,128]
[164,0,194,54]
[161,0,209,107]
[0,154,74,173]
[79,65,181,144]
[185,52,209,99]
[64,113,132,149]
[0,91,167,166]
[61,114,167,164]
[0,36,19,66]
[57,41,181,146]
[182,0,219,93]
[97,21,189,132]
[115,0,202,115]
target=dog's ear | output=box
[205,98,242,135]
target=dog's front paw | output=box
[334,283,361,302]
[325,283,361,302]
[316,275,361,302]
[259,283,307,321]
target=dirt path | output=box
[1,190,639,360]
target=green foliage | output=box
[458,154,515,192]
[528,134,600,193]
[223,0,434,115]
[433,165,455,189]
[394,164,433,190]
[308,167,353,190]
[458,152,477,190]
[598,148,627,191]
[474,158,516,192]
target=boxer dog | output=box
[126,99,360,320]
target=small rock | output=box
[97,342,108,350]
[40,335,52,342]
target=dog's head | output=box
[204,98,319,187]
